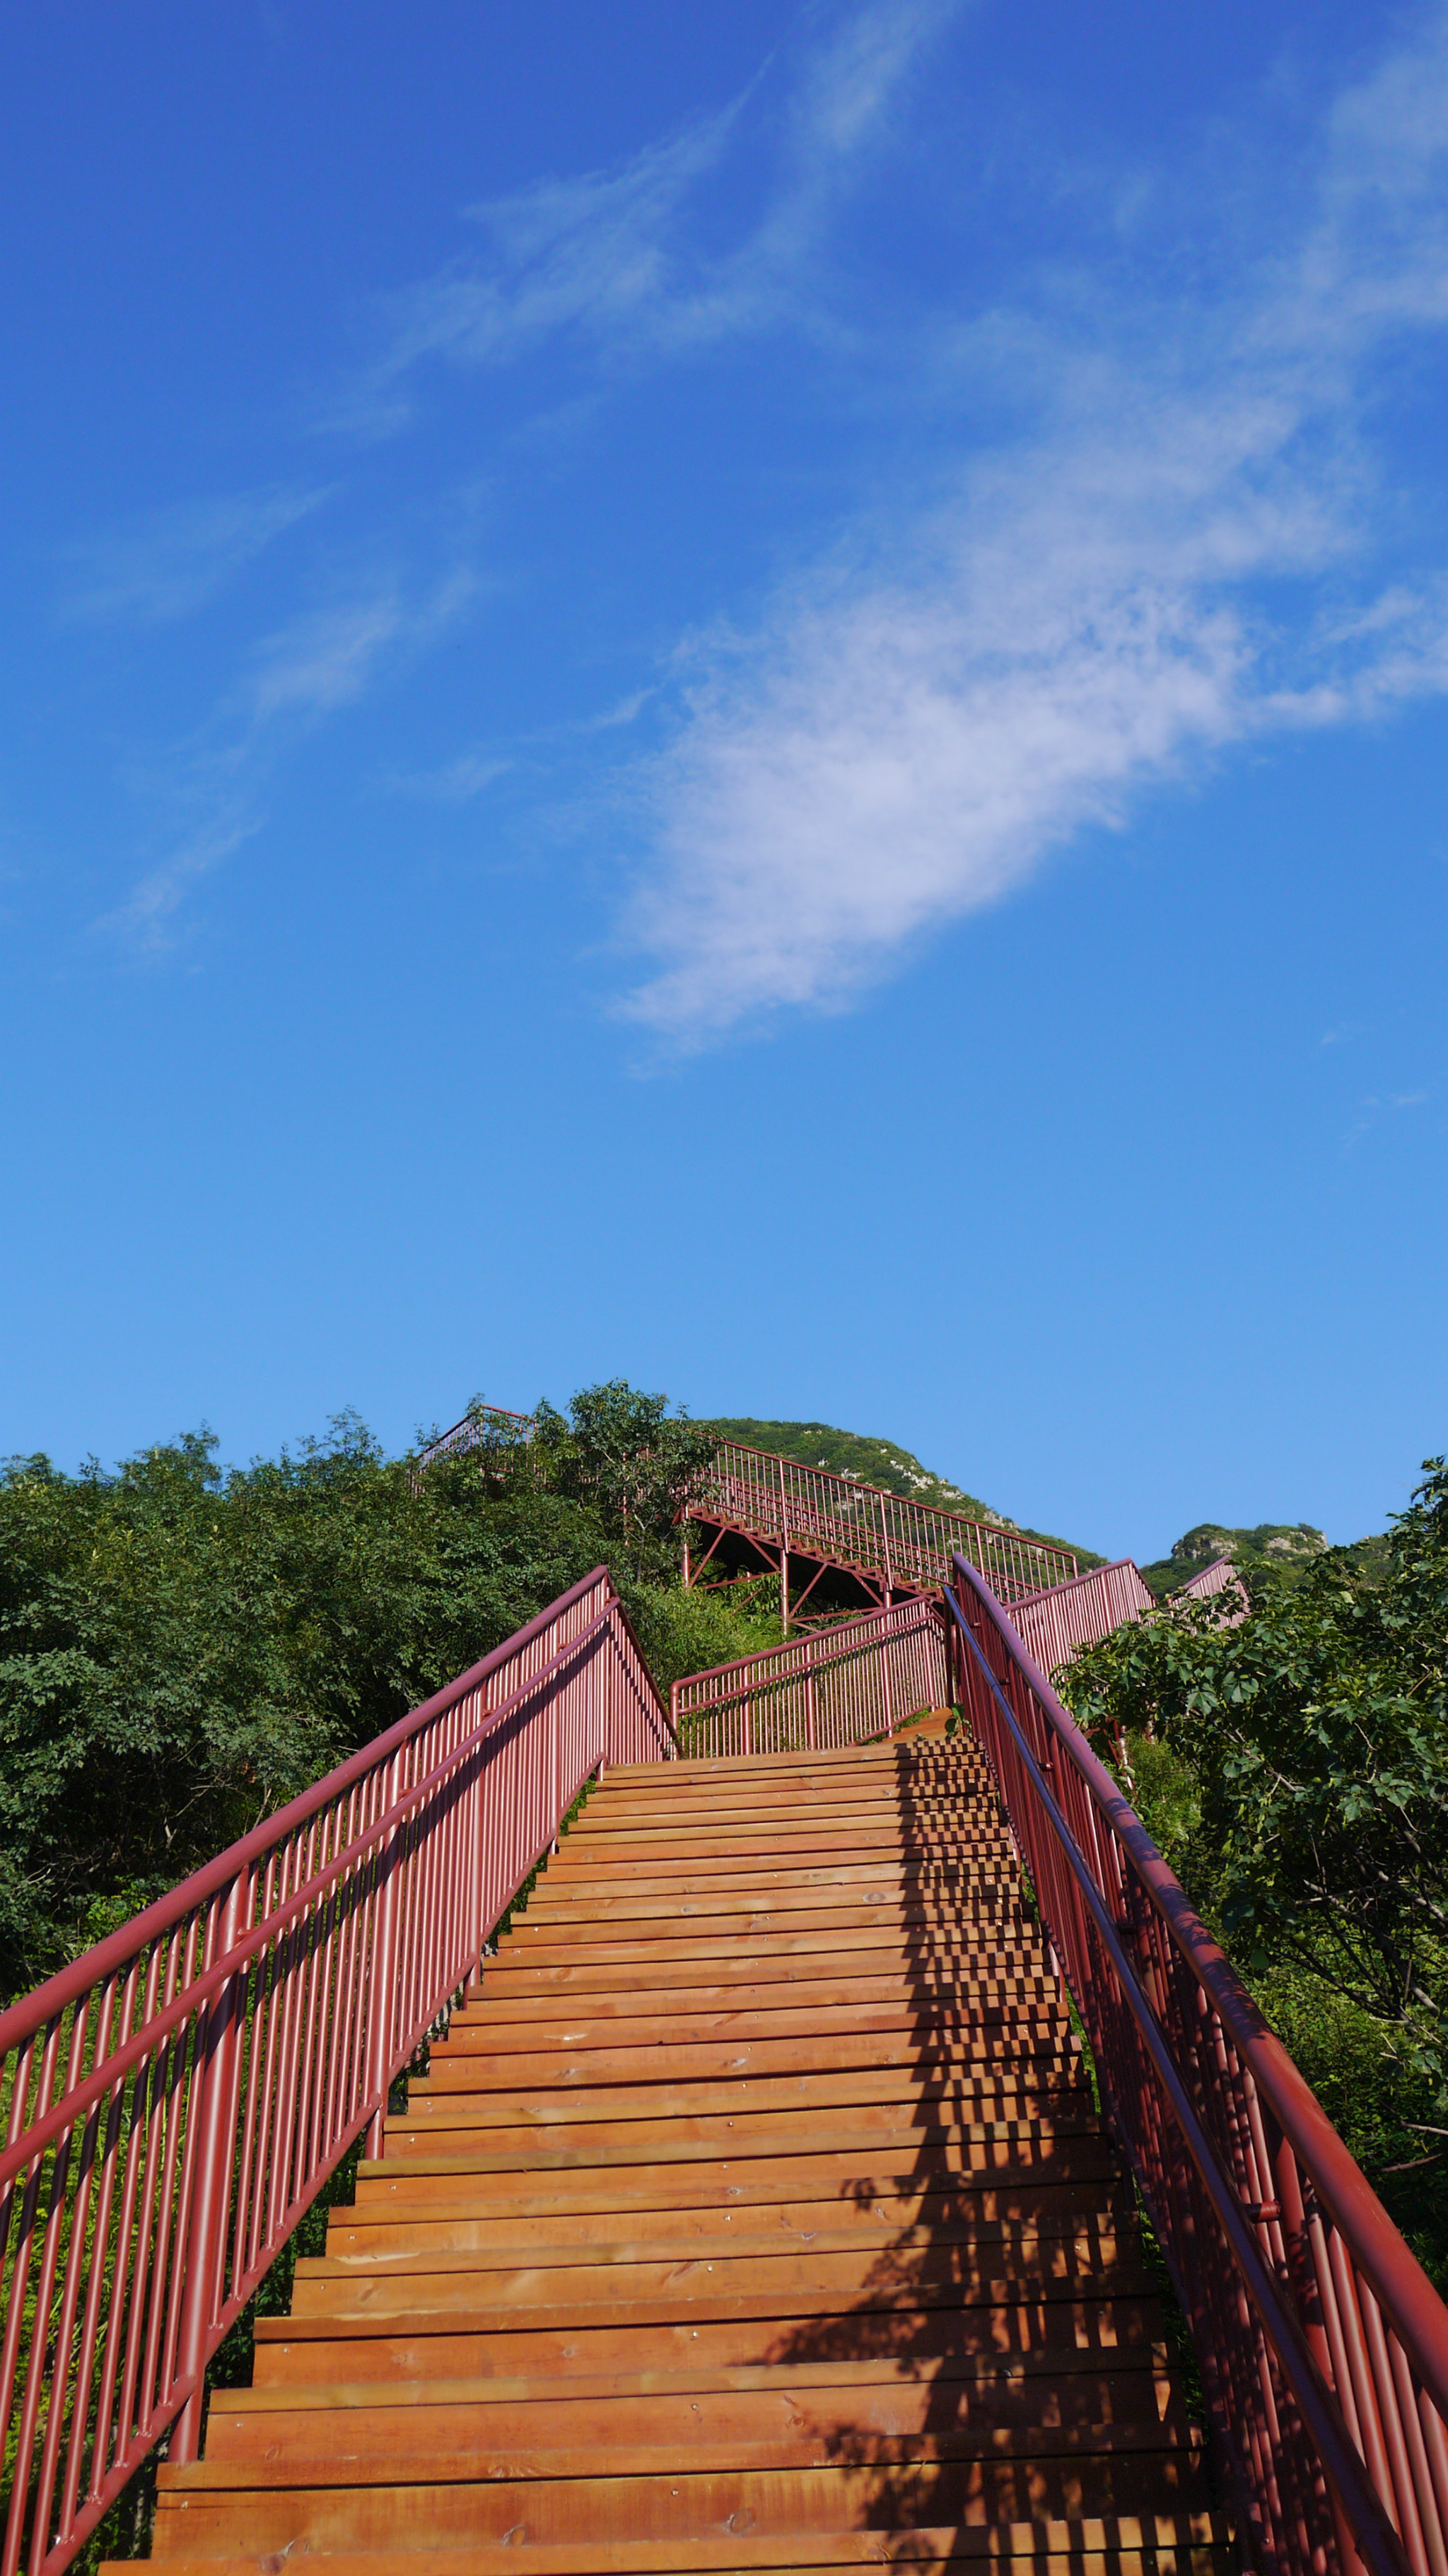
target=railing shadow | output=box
[746,1731,1200,2559]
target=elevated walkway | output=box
[142,1722,1230,2576]
[10,1559,1447,2576]
[685,1444,1078,1626]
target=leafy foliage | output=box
[530,1381,717,1580]
[1063,1460,1448,2097]
[0,1385,768,2001]
[629,1571,781,1698]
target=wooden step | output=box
[132,2522,1237,2576]
[151,2455,1213,2552]
[156,1740,1225,2572]
[338,2177,1129,2244]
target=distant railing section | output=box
[1009,1557,1156,1671]
[694,1438,1077,1606]
[413,1403,538,1473]
[1176,1554,1248,1615]
[946,1552,1448,2576]
[0,1571,672,2576]
[672,1596,950,1760]
[1003,1552,1246,1678]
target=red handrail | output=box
[670,1595,949,1757]
[0,1571,673,2576]
[945,1552,1448,2576]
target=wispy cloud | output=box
[335,0,957,432]
[91,810,262,955]
[248,569,475,725]
[392,748,513,802]
[617,10,1448,1041]
[60,486,329,626]
[249,595,405,723]
[1342,1090,1432,1151]
[94,568,477,954]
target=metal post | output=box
[363,1747,406,2160]
[777,1454,791,1637]
[465,1685,486,1993]
[171,1872,249,2465]
[806,1635,818,1751]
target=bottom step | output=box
[119,2508,1237,2573]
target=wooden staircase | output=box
[139,1719,1234,2576]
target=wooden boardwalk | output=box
[140,1721,1233,2576]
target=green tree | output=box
[0,1385,766,2000]
[1063,1460,1448,2091]
[530,1380,716,1579]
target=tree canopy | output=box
[1063,1459,1448,2096]
[0,1384,766,2000]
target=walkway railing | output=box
[1176,1552,1247,1612]
[0,1571,672,2576]
[1008,1556,1156,1670]
[412,1403,537,1473]
[946,1552,1448,2576]
[671,1596,950,1758]
[694,1437,1077,1606]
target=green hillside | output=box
[703,1417,1104,1568]
[1139,1520,1389,1600]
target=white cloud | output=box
[250,595,405,722]
[92,811,262,955]
[340,0,957,426]
[619,13,1448,1041]
[93,568,477,952]
[394,748,513,802]
[248,570,475,724]
[60,486,329,626]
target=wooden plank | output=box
[252,2295,1168,2383]
[238,2346,1172,2411]
[452,1988,1065,2044]
[326,2192,1132,2261]
[311,2211,1138,2277]
[345,2170,1126,2230]
[138,2540,1237,2576]
[416,2027,1077,2095]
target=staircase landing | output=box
[139,1723,1233,2575]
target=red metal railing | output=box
[1176,1554,1247,1614]
[413,1402,537,1472]
[0,1571,672,2576]
[945,1552,1448,2576]
[1008,1557,1157,1670]
[671,1596,950,1758]
[693,1437,1077,1607]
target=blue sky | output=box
[3,0,1446,1560]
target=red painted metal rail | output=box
[945,1551,1448,2576]
[1006,1552,1245,1674]
[690,1436,1077,1610]
[412,1403,537,1472]
[670,1594,950,1757]
[1008,1555,1157,1670]
[1177,1553,1249,1615]
[0,1571,671,2576]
